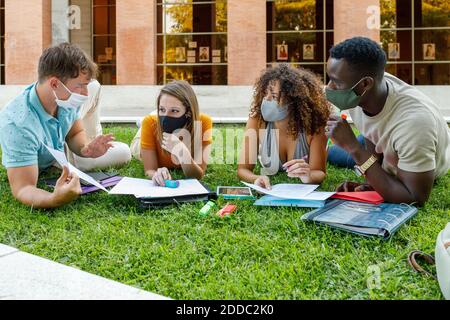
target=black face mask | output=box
[159,115,189,134]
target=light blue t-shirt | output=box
[0,83,79,171]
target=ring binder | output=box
[301,199,418,239]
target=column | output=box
[334,0,380,45]
[116,0,157,85]
[227,0,266,85]
[5,0,52,84]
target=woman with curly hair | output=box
[238,64,330,189]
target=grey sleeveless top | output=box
[259,122,310,176]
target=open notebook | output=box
[301,199,418,239]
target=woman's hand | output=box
[283,158,312,183]
[152,167,172,187]
[161,133,190,164]
[336,181,374,192]
[254,176,272,190]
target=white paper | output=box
[68,163,109,192]
[108,177,154,196]
[293,191,334,201]
[242,181,319,200]
[109,177,209,198]
[44,145,108,192]
[44,144,69,167]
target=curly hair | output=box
[250,63,331,138]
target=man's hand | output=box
[52,166,82,206]
[327,116,360,153]
[152,167,172,187]
[80,133,114,158]
[336,181,374,192]
[161,133,190,163]
[254,176,272,190]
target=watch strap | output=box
[359,155,378,174]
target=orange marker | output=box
[341,113,348,120]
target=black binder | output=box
[136,181,217,209]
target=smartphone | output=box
[216,186,255,200]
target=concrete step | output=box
[0,244,169,300]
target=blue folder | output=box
[254,195,327,208]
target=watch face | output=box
[354,166,363,177]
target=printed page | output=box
[301,192,335,200]
[44,144,69,167]
[109,177,209,198]
[44,145,108,192]
[242,181,319,200]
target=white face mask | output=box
[53,80,89,110]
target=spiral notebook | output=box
[301,199,418,239]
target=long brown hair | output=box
[250,64,330,138]
[155,80,201,152]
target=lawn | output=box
[0,124,449,300]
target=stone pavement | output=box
[0,244,169,300]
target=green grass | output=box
[0,124,449,299]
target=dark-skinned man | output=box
[325,37,449,206]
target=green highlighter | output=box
[199,201,216,217]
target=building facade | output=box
[0,0,449,87]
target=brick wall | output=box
[5,0,52,84]
[227,0,267,85]
[334,0,380,45]
[116,0,157,85]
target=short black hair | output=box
[329,37,386,80]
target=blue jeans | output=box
[327,135,365,169]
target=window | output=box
[157,0,228,85]
[92,0,116,84]
[266,0,334,82]
[381,0,450,85]
[0,0,5,84]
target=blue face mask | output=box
[261,98,288,122]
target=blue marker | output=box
[164,180,180,188]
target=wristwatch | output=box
[354,155,378,177]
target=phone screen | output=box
[217,187,252,196]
